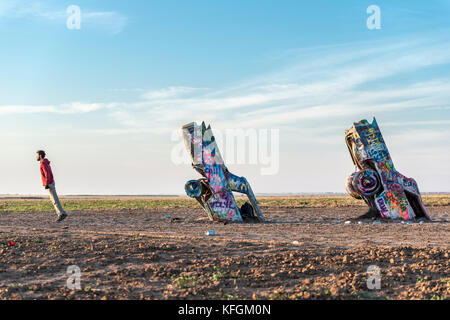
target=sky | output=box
[1,0,450,195]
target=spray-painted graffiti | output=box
[345,118,431,221]
[376,197,389,216]
[182,121,264,223]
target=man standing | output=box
[36,150,68,222]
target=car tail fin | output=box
[404,190,430,220]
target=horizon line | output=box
[0,192,449,199]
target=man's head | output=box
[36,150,46,161]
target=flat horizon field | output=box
[1,194,450,213]
[0,195,448,300]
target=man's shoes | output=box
[56,213,68,222]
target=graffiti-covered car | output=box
[182,121,264,223]
[345,118,431,221]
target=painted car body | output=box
[182,121,264,223]
[345,118,431,221]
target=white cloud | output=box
[83,11,128,35]
[141,87,206,100]
[0,102,119,115]
[0,105,56,115]
[0,0,127,34]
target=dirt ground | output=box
[0,205,448,300]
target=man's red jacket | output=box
[40,158,54,186]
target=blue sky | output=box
[1,0,450,195]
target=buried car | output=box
[182,121,264,223]
[345,118,431,221]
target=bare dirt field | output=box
[0,197,448,300]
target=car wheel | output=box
[352,169,381,197]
